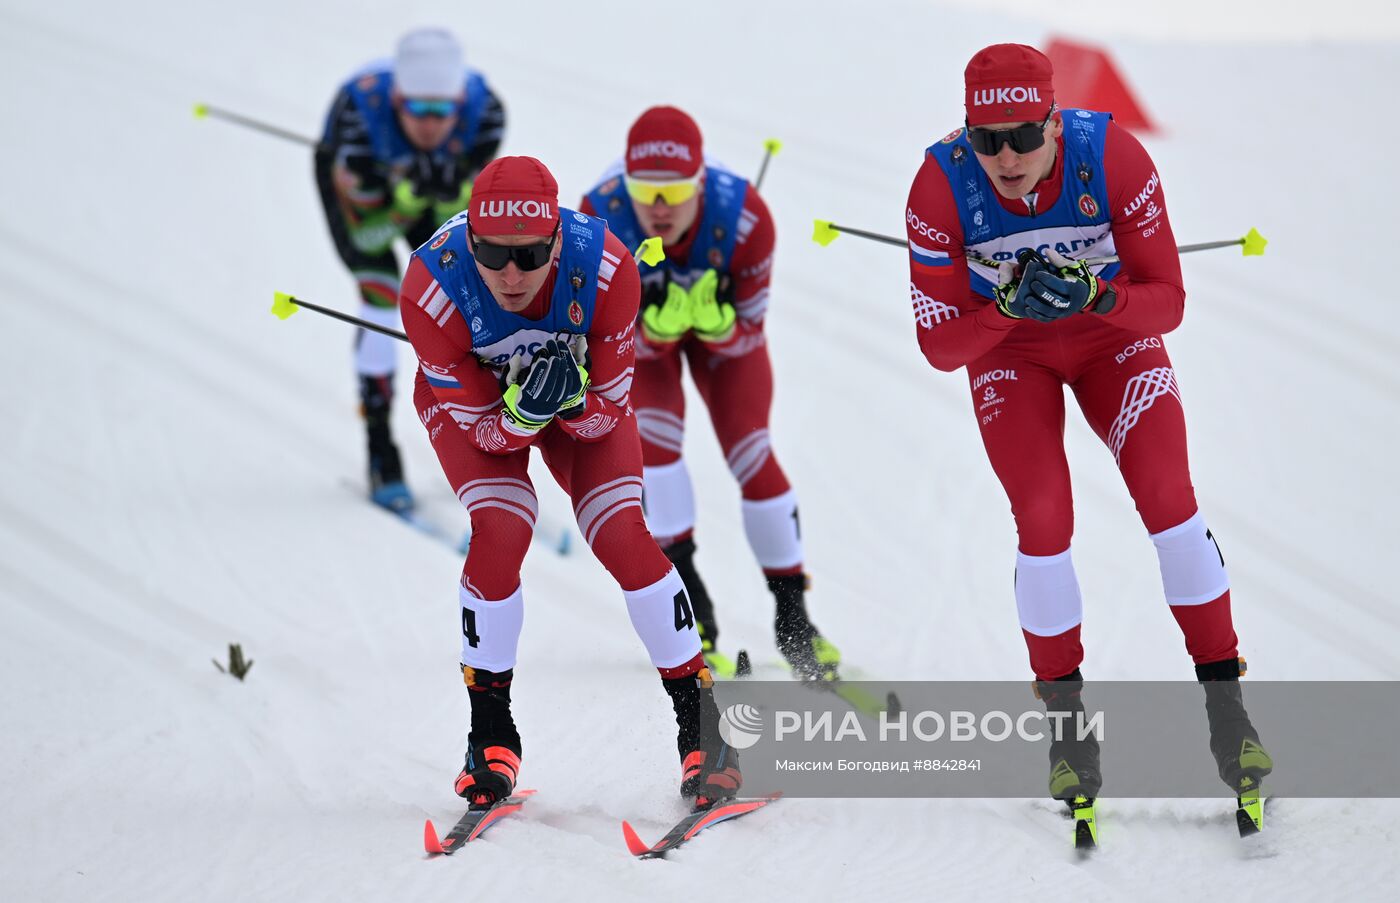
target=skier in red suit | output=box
[580,107,840,682]
[904,44,1271,804]
[398,156,738,809]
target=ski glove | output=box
[688,269,736,343]
[392,179,434,220]
[642,280,693,344]
[395,153,470,220]
[554,337,591,421]
[411,151,466,200]
[1021,249,1102,320]
[432,179,474,222]
[993,252,1051,321]
[502,348,574,430]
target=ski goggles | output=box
[624,173,701,206]
[401,97,458,119]
[965,108,1056,156]
[469,224,559,272]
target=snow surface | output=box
[3,1,1399,900]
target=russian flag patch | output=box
[421,362,462,389]
[910,241,955,276]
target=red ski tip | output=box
[424,819,446,855]
[621,820,651,857]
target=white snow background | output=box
[2,1,1398,900]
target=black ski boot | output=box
[454,666,522,809]
[360,374,413,512]
[662,668,742,807]
[769,574,840,681]
[1196,658,1273,788]
[1035,669,1103,804]
[1196,657,1273,835]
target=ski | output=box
[818,679,901,720]
[424,789,536,855]
[1059,789,1263,854]
[621,793,780,859]
[755,655,901,719]
[1236,777,1265,837]
[1069,795,1098,853]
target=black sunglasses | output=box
[965,109,1056,156]
[469,224,559,272]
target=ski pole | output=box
[812,219,1269,263]
[271,292,408,341]
[1079,233,1268,266]
[755,139,783,191]
[270,292,593,354]
[811,220,905,248]
[194,103,319,148]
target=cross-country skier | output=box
[580,106,840,682]
[903,44,1272,807]
[398,155,739,809]
[315,27,505,513]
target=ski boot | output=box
[680,744,742,809]
[455,742,521,809]
[769,574,841,682]
[454,666,522,809]
[1035,670,1103,803]
[663,666,742,807]
[664,539,737,678]
[361,374,414,513]
[1035,670,1102,850]
[1196,657,1273,835]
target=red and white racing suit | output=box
[906,120,1240,681]
[579,189,804,579]
[399,230,703,679]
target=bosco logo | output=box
[430,230,451,250]
[906,208,951,245]
[1077,194,1099,218]
[1115,337,1162,364]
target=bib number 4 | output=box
[673,590,695,632]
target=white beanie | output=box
[393,28,465,98]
